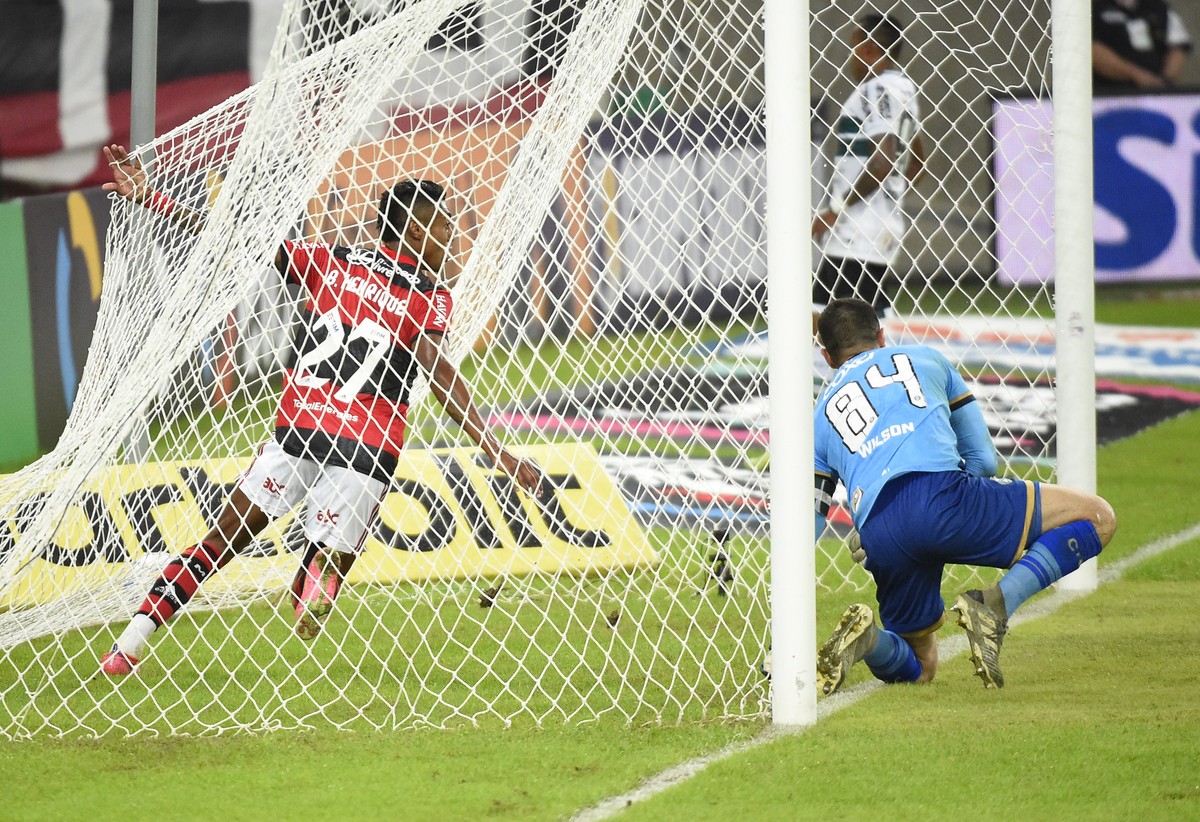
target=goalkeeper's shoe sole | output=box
[100,645,139,676]
[952,590,1008,689]
[816,603,877,696]
[294,555,341,641]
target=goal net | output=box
[0,0,1059,737]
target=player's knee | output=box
[1090,496,1117,547]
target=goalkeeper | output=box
[812,299,1117,693]
[99,145,543,675]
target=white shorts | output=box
[238,440,387,554]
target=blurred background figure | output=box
[1093,0,1192,91]
[812,13,926,326]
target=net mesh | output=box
[0,0,1059,737]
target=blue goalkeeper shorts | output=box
[857,471,1043,637]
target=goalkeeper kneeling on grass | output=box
[99,144,543,676]
[811,299,1117,692]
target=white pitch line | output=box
[569,521,1200,822]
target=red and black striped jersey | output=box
[274,240,453,481]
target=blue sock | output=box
[863,628,922,683]
[999,520,1102,616]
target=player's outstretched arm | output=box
[101,144,205,234]
[414,332,544,497]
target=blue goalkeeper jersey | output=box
[814,344,977,528]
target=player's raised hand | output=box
[102,144,149,204]
[495,450,545,498]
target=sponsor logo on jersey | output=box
[345,247,420,286]
[432,292,450,328]
[292,398,361,423]
[316,509,341,526]
[263,476,286,495]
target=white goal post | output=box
[0,0,1093,738]
[764,0,816,726]
[1050,0,1099,593]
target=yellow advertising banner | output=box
[0,443,654,610]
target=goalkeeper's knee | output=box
[1091,496,1117,547]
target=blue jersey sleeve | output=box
[814,442,832,478]
[950,400,996,476]
[945,360,997,477]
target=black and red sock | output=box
[136,541,226,627]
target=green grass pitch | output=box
[0,285,1197,819]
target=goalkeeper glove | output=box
[846,529,866,564]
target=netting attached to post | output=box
[0,0,1058,738]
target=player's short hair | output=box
[819,298,881,362]
[857,12,904,59]
[377,179,447,242]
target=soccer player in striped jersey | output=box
[98,146,543,674]
[812,13,925,321]
[812,299,1117,691]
